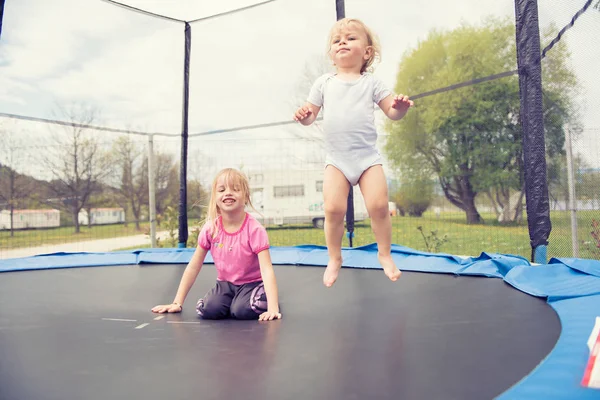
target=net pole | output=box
[335,0,355,248]
[178,22,191,248]
[148,135,157,248]
[0,0,5,39]
[514,0,551,263]
[565,125,579,257]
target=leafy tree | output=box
[390,163,435,217]
[384,18,579,224]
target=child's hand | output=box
[391,94,414,111]
[294,106,312,121]
[258,310,282,321]
[151,303,182,313]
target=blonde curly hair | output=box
[327,18,381,73]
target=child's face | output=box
[329,23,371,72]
[215,175,246,214]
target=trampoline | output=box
[1,245,599,400]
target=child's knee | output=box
[229,303,259,320]
[231,284,268,320]
[324,202,346,219]
[196,297,229,320]
[368,200,390,219]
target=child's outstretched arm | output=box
[294,102,320,126]
[151,245,208,313]
[257,249,282,321]
[379,94,414,121]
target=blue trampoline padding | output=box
[497,294,600,400]
[0,251,138,272]
[457,252,530,278]
[136,248,199,264]
[550,257,600,278]
[268,245,321,265]
[504,263,600,302]
[295,243,471,274]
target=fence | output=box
[1,0,598,260]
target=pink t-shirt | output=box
[198,213,270,285]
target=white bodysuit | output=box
[307,73,391,186]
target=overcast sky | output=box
[1,0,598,182]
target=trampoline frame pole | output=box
[178,22,191,248]
[0,0,5,39]
[565,124,579,257]
[335,0,355,248]
[148,135,157,248]
[514,0,551,263]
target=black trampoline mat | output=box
[0,264,560,400]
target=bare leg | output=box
[358,165,401,281]
[322,165,350,287]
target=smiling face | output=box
[214,172,248,215]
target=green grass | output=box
[0,222,151,248]
[264,210,600,260]
[2,211,599,260]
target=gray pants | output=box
[196,280,268,320]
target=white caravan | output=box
[78,208,125,226]
[246,169,369,228]
[0,209,60,230]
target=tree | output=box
[153,153,178,219]
[110,136,182,230]
[110,136,148,230]
[0,126,35,236]
[384,18,579,224]
[187,178,209,221]
[43,104,110,233]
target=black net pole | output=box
[335,0,354,248]
[335,0,345,20]
[0,0,5,40]
[514,0,551,263]
[178,22,191,248]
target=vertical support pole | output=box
[335,0,355,248]
[565,125,579,257]
[336,0,345,19]
[178,22,191,248]
[148,135,157,248]
[0,0,5,40]
[514,0,551,263]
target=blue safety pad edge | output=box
[504,261,600,302]
[136,248,201,264]
[497,294,600,400]
[0,244,535,279]
[550,257,600,278]
[0,251,138,272]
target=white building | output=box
[78,208,125,226]
[0,209,60,230]
[246,169,369,228]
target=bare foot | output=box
[323,256,343,287]
[378,252,401,281]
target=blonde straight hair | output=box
[204,168,254,238]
